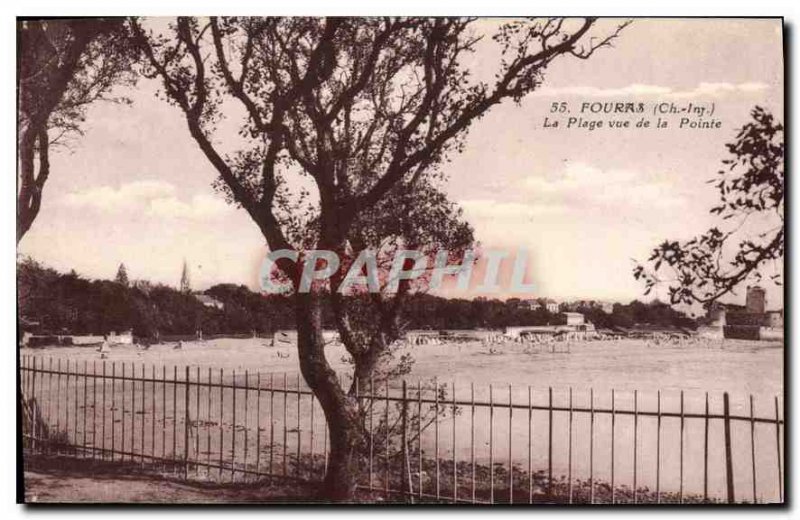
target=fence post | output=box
[32,357,38,453]
[774,396,782,502]
[723,392,735,503]
[703,392,709,502]
[679,390,684,503]
[184,365,190,480]
[401,380,408,501]
[547,386,553,500]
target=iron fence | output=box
[19,355,784,503]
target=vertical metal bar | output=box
[195,366,200,474]
[548,387,553,500]
[161,365,167,464]
[590,388,595,504]
[151,365,156,464]
[56,359,62,455]
[508,384,513,504]
[256,372,262,476]
[611,388,615,504]
[83,360,88,456]
[23,354,28,402]
[369,374,374,490]
[750,394,757,503]
[162,365,167,461]
[243,371,249,479]
[418,379,423,500]
[131,363,136,461]
[33,357,38,444]
[232,370,237,481]
[29,357,34,451]
[402,380,409,501]
[528,386,532,504]
[66,360,71,451]
[141,364,146,466]
[219,368,224,479]
[35,357,40,452]
[704,391,709,502]
[775,395,782,502]
[490,383,494,504]
[471,382,476,504]
[434,376,439,500]
[269,372,274,478]
[207,367,212,475]
[656,389,661,503]
[47,358,54,454]
[633,389,638,504]
[92,360,97,459]
[121,363,126,461]
[73,360,79,453]
[31,356,36,446]
[680,390,685,504]
[283,372,288,477]
[184,366,190,480]
[172,365,178,465]
[100,361,106,460]
[296,373,301,478]
[454,382,458,503]
[111,362,116,461]
[36,359,43,448]
[568,387,573,504]
[38,358,47,453]
[723,392,734,503]
[385,379,390,498]
[30,357,37,452]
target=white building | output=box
[563,312,585,326]
[195,294,224,310]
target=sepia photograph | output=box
[15,14,785,506]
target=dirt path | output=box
[23,456,322,504]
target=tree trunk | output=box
[294,291,363,501]
[17,127,47,244]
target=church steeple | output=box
[180,259,191,293]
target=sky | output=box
[17,18,785,309]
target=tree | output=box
[17,18,136,243]
[634,107,784,306]
[115,263,129,286]
[335,182,475,387]
[131,16,627,500]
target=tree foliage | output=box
[17,18,137,242]
[634,107,784,306]
[17,257,299,337]
[27,257,697,336]
[115,263,130,286]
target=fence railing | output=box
[19,355,784,504]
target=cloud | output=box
[61,180,232,220]
[459,199,567,220]
[148,193,232,220]
[667,82,770,99]
[61,180,175,212]
[532,82,769,99]
[458,162,686,226]
[521,162,687,211]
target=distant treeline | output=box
[18,258,695,337]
